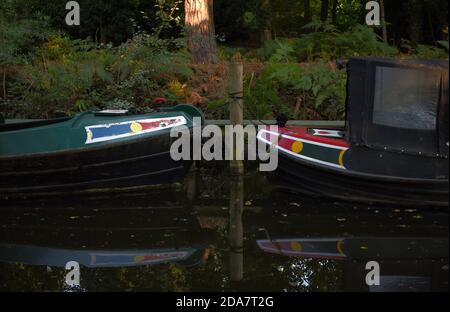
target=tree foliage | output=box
[0,0,448,120]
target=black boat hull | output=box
[273,152,449,208]
[0,133,191,195]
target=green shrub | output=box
[4,32,193,118]
[244,72,287,120]
[257,22,398,63]
[400,38,449,59]
[0,14,55,66]
[257,39,298,63]
[244,62,347,120]
[217,46,246,61]
[414,44,449,60]
[437,40,449,52]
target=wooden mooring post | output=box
[229,61,244,127]
[229,173,244,282]
[228,61,244,176]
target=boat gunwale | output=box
[0,150,172,177]
[0,123,194,161]
[275,169,449,207]
[275,143,449,185]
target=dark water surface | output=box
[0,162,448,292]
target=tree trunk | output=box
[185,0,218,64]
[261,0,273,42]
[380,0,388,43]
[331,0,338,25]
[320,0,330,22]
[2,68,6,100]
[358,0,367,24]
[438,0,449,41]
[262,28,272,43]
[304,0,312,24]
[409,0,423,47]
[426,4,436,43]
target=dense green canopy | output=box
[0,0,448,120]
[2,0,448,46]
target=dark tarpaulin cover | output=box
[345,57,449,157]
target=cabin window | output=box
[373,66,441,130]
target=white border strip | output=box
[258,238,346,243]
[311,128,343,138]
[85,116,187,144]
[256,239,347,258]
[261,129,348,150]
[89,251,191,266]
[257,130,347,170]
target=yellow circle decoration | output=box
[337,240,345,255]
[130,122,143,133]
[86,129,93,142]
[291,241,302,252]
[338,149,346,167]
[134,255,145,263]
[291,141,304,154]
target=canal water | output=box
[0,162,448,292]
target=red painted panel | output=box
[262,126,349,148]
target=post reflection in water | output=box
[185,161,198,202]
[0,161,448,292]
[229,161,244,283]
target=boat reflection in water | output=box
[0,166,448,292]
[0,243,206,269]
[0,195,217,291]
[252,196,449,292]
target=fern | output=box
[248,62,347,120]
[437,40,449,52]
[258,23,398,63]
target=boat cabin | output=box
[338,57,449,180]
[345,57,449,158]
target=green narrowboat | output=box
[0,104,204,195]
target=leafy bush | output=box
[0,15,55,66]
[217,46,246,61]
[11,0,184,45]
[437,40,449,53]
[0,4,56,112]
[257,39,298,62]
[400,38,449,59]
[244,62,346,120]
[244,72,287,120]
[258,22,398,62]
[3,32,193,118]
[415,44,449,59]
